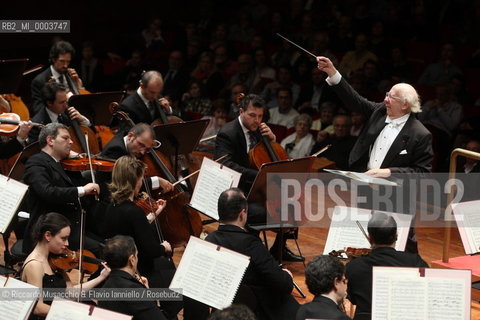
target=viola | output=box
[134,191,159,214]
[0,113,43,136]
[61,158,115,172]
[329,247,372,260]
[49,248,103,274]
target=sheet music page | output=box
[170,236,250,310]
[190,157,241,220]
[452,201,480,254]
[426,277,465,320]
[0,275,40,320]
[324,169,398,186]
[373,267,470,320]
[0,174,28,234]
[372,267,422,320]
[322,206,370,254]
[46,298,132,320]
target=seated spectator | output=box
[200,100,229,150]
[311,102,336,133]
[339,33,378,77]
[268,87,299,128]
[181,79,213,118]
[311,114,357,170]
[350,111,366,137]
[296,255,351,320]
[261,65,300,109]
[418,43,463,87]
[191,51,225,99]
[281,114,315,158]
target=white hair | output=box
[394,83,422,113]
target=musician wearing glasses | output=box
[316,56,433,178]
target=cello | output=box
[113,108,202,248]
[232,92,288,168]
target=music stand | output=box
[152,119,209,176]
[0,59,28,94]
[68,91,125,126]
[8,141,41,181]
[247,157,315,265]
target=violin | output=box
[0,112,43,136]
[329,247,372,260]
[61,158,115,172]
[134,191,159,214]
[49,248,103,274]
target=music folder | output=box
[0,58,28,94]
[67,91,125,126]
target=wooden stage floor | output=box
[2,222,479,319]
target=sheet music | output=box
[46,298,132,320]
[0,174,28,234]
[170,236,250,310]
[324,169,398,186]
[0,275,40,320]
[323,206,413,254]
[190,157,241,220]
[452,200,480,254]
[372,267,470,320]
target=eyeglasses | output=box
[385,92,403,102]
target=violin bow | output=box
[171,154,228,188]
[356,220,369,242]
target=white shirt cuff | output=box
[151,176,160,190]
[326,71,342,86]
[78,187,85,197]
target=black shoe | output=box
[283,247,305,262]
[270,246,305,262]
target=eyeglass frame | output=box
[385,91,404,102]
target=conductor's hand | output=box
[316,56,337,78]
[161,240,172,254]
[259,123,276,141]
[365,168,391,178]
[84,183,100,196]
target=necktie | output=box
[248,131,258,151]
[57,113,65,124]
[58,75,65,84]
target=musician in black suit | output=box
[214,94,303,262]
[28,82,90,144]
[117,70,173,131]
[99,235,168,320]
[345,212,428,319]
[296,255,351,320]
[22,123,101,254]
[206,188,299,320]
[316,56,433,176]
[98,123,173,199]
[31,41,83,116]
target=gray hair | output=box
[38,123,68,149]
[294,113,313,128]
